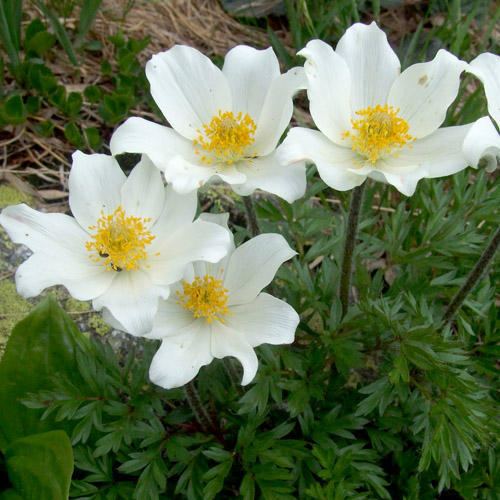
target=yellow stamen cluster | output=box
[194,111,256,165]
[86,205,155,271]
[342,104,414,164]
[177,274,229,323]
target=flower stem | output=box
[442,226,500,324]
[339,183,366,318]
[242,195,260,237]
[223,358,241,388]
[183,381,216,433]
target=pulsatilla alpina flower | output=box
[279,22,477,196]
[0,153,230,336]
[463,53,500,172]
[110,45,307,203]
[140,214,299,389]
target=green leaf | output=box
[25,31,56,57]
[83,84,102,103]
[2,430,73,500]
[1,94,26,124]
[65,92,83,118]
[0,297,87,450]
[64,122,84,147]
[84,126,102,150]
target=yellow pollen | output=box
[85,205,155,271]
[194,110,256,165]
[176,275,229,323]
[342,104,414,163]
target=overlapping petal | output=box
[121,156,165,222]
[279,128,365,191]
[298,39,352,144]
[227,293,298,348]
[224,233,296,306]
[335,21,400,111]
[232,150,306,203]
[0,204,113,300]
[149,321,213,389]
[463,117,500,172]
[146,45,231,139]
[468,52,500,126]
[211,322,258,385]
[388,50,467,138]
[109,117,197,172]
[68,151,125,230]
[222,45,280,122]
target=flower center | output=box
[194,111,256,165]
[85,205,155,272]
[176,274,229,323]
[342,104,414,164]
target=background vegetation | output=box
[0,0,498,498]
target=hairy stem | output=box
[223,358,241,388]
[183,381,216,433]
[242,195,260,237]
[443,226,500,324]
[339,183,366,318]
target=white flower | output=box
[463,53,500,172]
[110,45,307,203]
[0,153,230,336]
[137,213,299,389]
[279,22,475,196]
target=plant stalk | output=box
[183,381,216,433]
[442,226,500,324]
[242,195,260,237]
[339,183,366,318]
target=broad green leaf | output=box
[1,430,73,500]
[0,297,87,450]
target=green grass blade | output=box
[76,0,102,46]
[0,0,21,69]
[36,1,78,66]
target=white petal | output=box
[252,66,306,155]
[297,39,352,144]
[120,155,165,222]
[68,151,125,230]
[93,270,169,336]
[279,128,366,191]
[110,117,196,172]
[15,253,113,300]
[463,116,500,172]
[468,52,500,126]
[232,150,307,203]
[223,45,280,122]
[163,155,247,193]
[0,204,113,299]
[388,49,467,138]
[211,322,258,385]
[336,22,400,111]
[148,219,231,286]
[146,46,231,140]
[146,299,197,339]
[149,321,213,389]
[224,233,295,306]
[152,185,197,239]
[376,124,472,195]
[227,293,299,347]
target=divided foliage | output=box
[1,167,498,499]
[0,0,498,499]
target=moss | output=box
[0,281,31,358]
[88,315,111,336]
[0,185,32,209]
